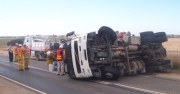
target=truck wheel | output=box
[135,60,143,72]
[101,66,120,80]
[98,26,117,43]
[145,61,160,67]
[159,36,168,43]
[154,32,166,38]
[159,60,171,65]
[36,53,41,61]
[141,36,153,44]
[140,31,154,37]
[153,36,168,43]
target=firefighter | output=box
[44,47,49,66]
[46,48,54,65]
[57,45,65,75]
[14,43,18,62]
[17,44,24,71]
[22,44,30,70]
[7,43,13,62]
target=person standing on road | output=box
[46,48,54,65]
[44,47,49,66]
[22,44,30,70]
[7,43,13,62]
[14,43,18,62]
[17,44,24,71]
[57,45,65,75]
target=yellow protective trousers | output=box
[15,54,18,61]
[24,58,29,68]
[18,59,23,70]
[47,57,53,65]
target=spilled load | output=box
[63,26,172,80]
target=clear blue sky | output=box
[0,0,180,36]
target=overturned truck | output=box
[63,26,172,80]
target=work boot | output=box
[19,69,24,71]
[24,68,30,70]
[60,73,66,76]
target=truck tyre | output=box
[141,36,153,44]
[98,26,117,43]
[135,60,143,72]
[144,60,171,67]
[101,66,120,80]
[154,32,166,38]
[36,52,41,61]
[140,31,154,37]
[159,60,171,65]
[153,36,168,43]
[145,61,161,67]
[158,36,168,43]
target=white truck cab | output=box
[64,34,93,78]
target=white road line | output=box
[96,81,166,94]
[13,62,57,74]
[0,75,47,94]
[0,59,56,74]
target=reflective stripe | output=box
[57,55,62,61]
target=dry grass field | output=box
[0,38,20,51]
[163,38,180,51]
[162,38,180,69]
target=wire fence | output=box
[167,50,180,56]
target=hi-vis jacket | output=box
[16,47,23,60]
[56,49,63,61]
[14,46,18,54]
[22,47,30,58]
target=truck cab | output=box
[64,35,93,78]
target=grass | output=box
[0,38,18,51]
[0,38,19,45]
[166,55,180,70]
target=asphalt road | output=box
[0,55,180,94]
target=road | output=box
[0,55,180,94]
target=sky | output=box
[0,0,180,36]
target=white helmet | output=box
[15,43,18,46]
[59,45,63,48]
[18,44,22,46]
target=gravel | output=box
[0,77,38,94]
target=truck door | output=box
[24,37,30,47]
